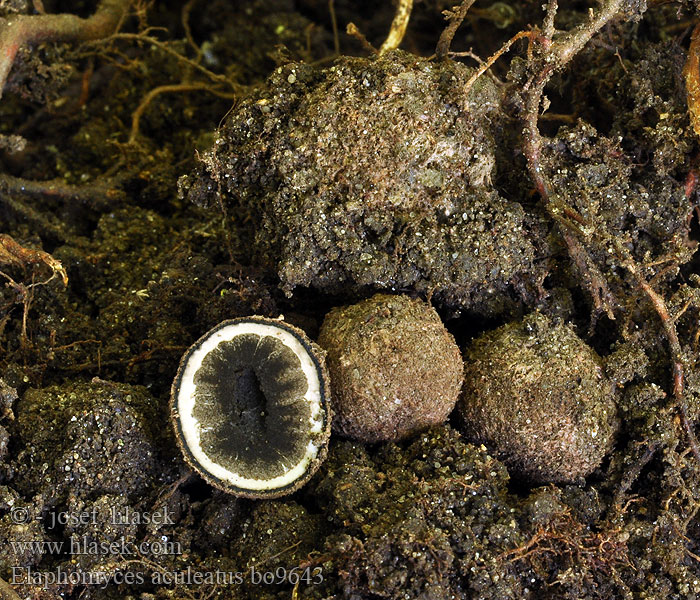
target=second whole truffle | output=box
[458,312,619,484]
[318,293,463,443]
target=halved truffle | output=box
[171,317,331,498]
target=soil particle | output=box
[0,425,8,463]
[231,500,326,597]
[0,518,47,569]
[604,341,649,387]
[12,380,174,506]
[0,379,17,419]
[311,428,523,600]
[193,491,242,550]
[542,117,696,305]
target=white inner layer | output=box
[177,320,324,491]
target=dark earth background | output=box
[1,0,700,598]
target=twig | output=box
[0,0,132,99]
[379,0,413,55]
[436,0,477,59]
[128,83,236,144]
[684,22,700,139]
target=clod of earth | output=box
[181,49,539,316]
[13,380,169,506]
[170,317,332,498]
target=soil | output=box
[0,0,700,599]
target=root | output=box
[463,30,535,91]
[0,0,132,99]
[89,32,236,91]
[329,0,340,56]
[0,233,67,286]
[547,194,700,460]
[512,0,699,460]
[128,83,236,144]
[503,506,631,582]
[181,0,201,60]
[684,22,700,139]
[618,251,700,461]
[0,234,67,347]
[521,0,624,192]
[0,173,127,210]
[0,577,21,600]
[379,0,413,55]
[519,0,622,319]
[436,0,477,59]
[346,23,378,55]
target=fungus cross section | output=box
[174,318,327,495]
[192,333,309,479]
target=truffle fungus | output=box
[458,312,619,484]
[171,317,331,498]
[318,294,463,443]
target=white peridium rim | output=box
[176,319,326,492]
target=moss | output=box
[459,312,619,484]
[318,293,463,442]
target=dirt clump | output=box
[12,380,174,506]
[182,50,539,316]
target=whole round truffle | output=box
[458,312,619,484]
[171,317,332,499]
[318,294,463,442]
